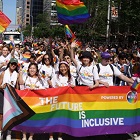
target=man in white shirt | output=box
[94,52,134,87]
[0,46,15,74]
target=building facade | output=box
[43,0,59,25]
[16,0,59,28]
[31,0,43,26]
[0,0,3,11]
[16,0,31,28]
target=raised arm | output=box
[18,67,25,85]
[70,41,78,67]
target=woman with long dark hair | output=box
[18,63,48,140]
[39,52,55,88]
[54,61,75,87]
[49,61,75,140]
[0,58,19,140]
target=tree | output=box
[33,12,51,38]
[22,25,32,37]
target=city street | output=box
[4,131,133,140]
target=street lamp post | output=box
[30,15,33,39]
[106,0,111,44]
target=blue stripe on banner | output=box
[3,87,23,127]
[18,116,140,128]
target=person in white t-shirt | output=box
[63,54,78,81]
[94,52,134,87]
[0,46,15,74]
[49,61,75,140]
[39,52,56,88]
[18,63,48,140]
[0,58,19,140]
[53,61,75,87]
[70,41,99,89]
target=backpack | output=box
[96,63,115,84]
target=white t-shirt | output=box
[21,62,30,78]
[2,68,18,87]
[23,76,47,89]
[53,74,75,87]
[70,64,77,79]
[94,63,122,86]
[0,54,11,73]
[77,62,99,86]
[39,64,55,87]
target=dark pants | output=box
[0,90,4,115]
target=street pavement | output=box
[3,131,134,140]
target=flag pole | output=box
[106,0,111,44]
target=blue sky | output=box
[3,0,16,24]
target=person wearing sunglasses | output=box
[0,58,19,140]
[39,52,55,88]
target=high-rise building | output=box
[31,0,43,26]
[16,0,23,26]
[43,0,59,26]
[0,0,3,11]
[16,0,31,28]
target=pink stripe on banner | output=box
[3,90,17,120]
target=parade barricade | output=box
[3,84,140,137]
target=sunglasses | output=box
[44,58,50,61]
[10,62,17,66]
[65,57,70,60]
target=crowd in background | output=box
[0,37,140,140]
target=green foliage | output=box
[21,0,140,42]
[22,25,32,37]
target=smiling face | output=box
[59,63,69,76]
[81,57,91,66]
[9,62,17,71]
[64,55,71,64]
[44,55,50,65]
[28,64,38,77]
[2,47,9,57]
[101,58,110,66]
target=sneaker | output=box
[6,134,11,140]
[0,131,1,140]
[58,137,63,140]
[134,135,140,140]
[28,137,33,140]
[49,137,54,140]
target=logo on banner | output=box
[127,91,138,103]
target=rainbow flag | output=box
[9,41,15,49]
[65,25,76,42]
[75,40,82,48]
[0,11,11,33]
[41,70,46,78]
[56,0,90,25]
[21,54,31,63]
[3,85,140,136]
[131,79,140,91]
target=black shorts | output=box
[0,90,4,114]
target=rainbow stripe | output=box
[0,11,11,33]
[9,41,14,49]
[65,25,76,42]
[3,85,140,137]
[21,54,31,63]
[56,0,90,24]
[131,79,140,91]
